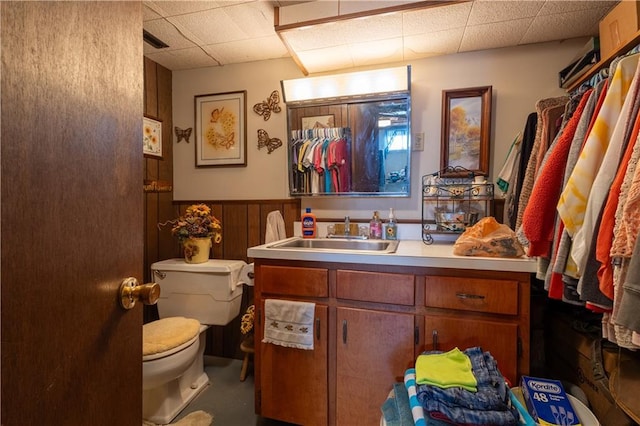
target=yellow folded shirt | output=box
[415,347,477,392]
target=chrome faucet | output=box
[344,216,350,236]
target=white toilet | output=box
[143,258,248,424]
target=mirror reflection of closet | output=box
[283,66,411,197]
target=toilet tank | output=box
[150,259,247,326]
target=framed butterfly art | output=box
[257,129,282,154]
[174,126,192,143]
[194,90,247,167]
[253,90,281,121]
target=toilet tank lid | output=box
[151,258,246,273]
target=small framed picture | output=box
[301,114,335,130]
[143,116,163,159]
[440,86,492,177]
[194,90,247,167]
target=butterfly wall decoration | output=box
[174,127,192,143]
[257,129,282,154]
[253,90,281,121]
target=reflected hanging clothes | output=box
[288,127,351,195]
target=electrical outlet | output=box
[413,132,424,151]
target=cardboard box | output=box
[521,376,581,425]
[599,1,640,59]
[544,311,618,421]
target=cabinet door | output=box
[424,314,518,385]
[337,307,415,426]
[260,304,329,426]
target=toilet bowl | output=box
[142,259,251,424]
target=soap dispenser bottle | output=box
[301,208,317,239]
[384,208,398,240]
[369,211,382,239]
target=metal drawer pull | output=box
[456,292,485,300]
[316,318,320,340]
[342,320,347,344]
[432,330,438,350]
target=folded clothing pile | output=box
[415,347,519,425]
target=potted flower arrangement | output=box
[161,204,222,263]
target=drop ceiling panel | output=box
[466,0,543,25]
[145,1,223,17]
[402,2,472,36]
[143,0,618,74]
[222,2,277,38]
[143,18,198,52]
[537,0,617,15]
[297,44,355,73]
[203,35,289,64]
[281,23,348,51]
[520,7,605,44]
[460,18,533,52]
[277,0,340,25]
[349,37,404,67]
[143,4,162,21]
[145,47,220,70]
[333,13,404,43]
[403,27,465,59]
[171,8,246,44]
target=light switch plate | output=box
[413,132,424,151]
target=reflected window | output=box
[383,129,408,152]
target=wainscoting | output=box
[145,198,301,359]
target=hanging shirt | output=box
[571,57,640,273]
[522,89,592,257]
[557,54,640,240]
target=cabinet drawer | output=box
[337,270,414,305]
[424,276,518,315]
[260,265,328,297]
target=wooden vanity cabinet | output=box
[254,261,530,425]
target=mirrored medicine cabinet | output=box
[282,66,412,197]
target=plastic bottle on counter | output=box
[301,208,317,239]
[384,208,398,240]
[369,211,382,239]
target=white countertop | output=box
[248,238,537,273]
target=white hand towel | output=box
[265,210,287,244]
[262,299,315,350]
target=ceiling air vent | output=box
[143,30,169,49]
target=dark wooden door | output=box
[1,2,143,425]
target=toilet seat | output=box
[143,316,200,361]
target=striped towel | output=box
[404,369,426,426]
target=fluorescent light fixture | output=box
[281,65,410,103]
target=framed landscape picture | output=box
[440,86,492,177]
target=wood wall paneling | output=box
[142,56,302,359]
[171,199,301,358]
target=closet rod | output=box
[566,29,640,92]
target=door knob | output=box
[119,277,160,310]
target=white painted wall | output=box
[173,38,585,223]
